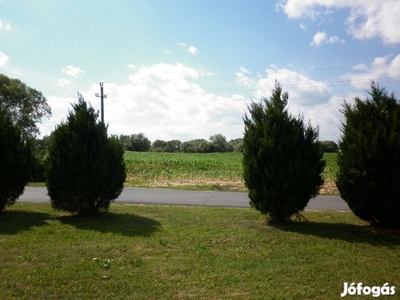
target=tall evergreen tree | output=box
[336,82,400,227]
[46,95,126,215]
[242,82,325,223]
[0,108,31,212]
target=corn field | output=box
[124,151,339,194]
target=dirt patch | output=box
[319,179,339,195]
[126,177,339,195]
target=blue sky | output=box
[1,0,399,142]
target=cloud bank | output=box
[41,63,248,142]
[236,65,345,141]
[278,0,400,44]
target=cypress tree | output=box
[46,95,126,215]
[0,108,31,212]
[242,82,325,223]
[336,82,400,227]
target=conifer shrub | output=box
[0,108,31,212]
[336,82,400,227]
[242,82,325,223]
[46,96,126,215]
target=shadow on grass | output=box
[273,221,400,247]
[57,212,161,237]
[0,210,53,235]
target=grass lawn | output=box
[1,203,399,299]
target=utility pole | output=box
[95,82,107,123]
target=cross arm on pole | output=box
[95,82,107,123]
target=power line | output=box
[41,62,400,97]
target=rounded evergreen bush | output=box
[0,108,31,212]
[336,82,400,227]
[46,96,126,215]
[242,82,325,223]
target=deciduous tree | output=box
[320,140,339,153]
[0,74,51,139]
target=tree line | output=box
[37,132,338,154]
[1,73,398,228]
[114,133,244,153]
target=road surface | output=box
[19,187,350,211]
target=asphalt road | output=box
[19,187,350,211]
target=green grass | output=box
[1,203,399,299]
[124,151,339,194]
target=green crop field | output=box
[124,151,244,191]
[124,152,339,194]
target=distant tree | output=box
[46,95,126,215]
[34,135,53,157]
[0,107,31,212]
[229,138,243,152]
[118,134,132,151]
[336,82,400,227]
[242,81,325,223]
[30,134,53,182]
[152,139,167,150]
[209,134,233,152]
[130,133,151,152]
[198,140,215,153]
[320,140,339,153]
[0,74,51,139]
[181,140,194,153]
[164,140,181,152]
[181,140,195,153]
[182,139,214,153]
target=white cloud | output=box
[188,46,198,55]
[177,42,199,55]
[310,31,344,47]
[37,96,75,135]
[236,68,255,87]
[41,63,248,141]
[299,23,307,30]
[57,78,72,87]
[62,65,85,77]
[278,0,400,44]
[342,53,400,89]
[352,63,368,71]
[40,63,351,142]
[310,31,327,47]
[236,65,343,140]
[240,67,251,74]
[0,20,12,31]
[0,51,9,67]
[255,65,331,106]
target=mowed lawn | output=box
[1,203,399,299]
[124,152,339,194]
